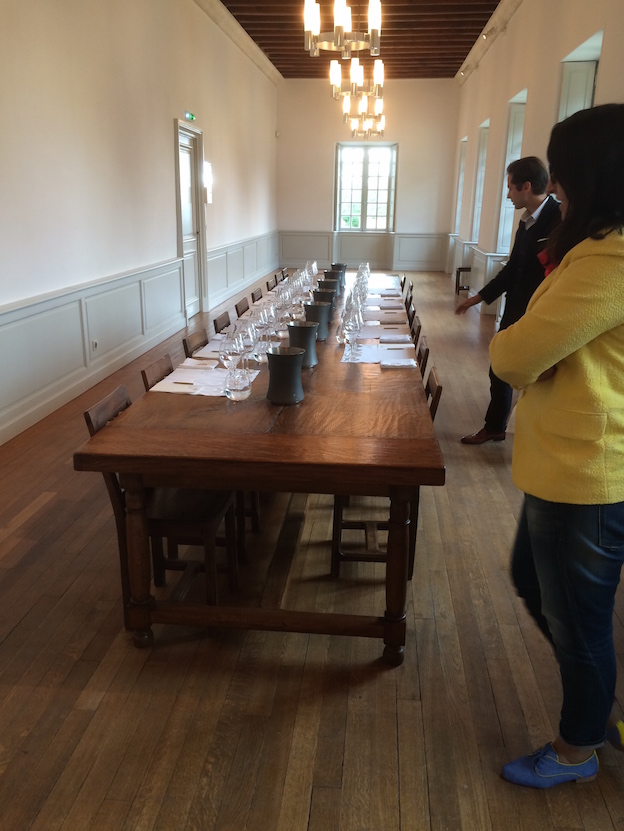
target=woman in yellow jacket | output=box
[490,103,624,789]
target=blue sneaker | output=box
[502,743,598,788]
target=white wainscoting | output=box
[279,232,333,270]
[447,234,459,275]
[279,231,447,271]
[471,247,508,318]
[451,237,477,277]
[0,260,186,445]
[207,232,279,308]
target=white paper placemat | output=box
[341,344,416,364]
[150,368,259,396]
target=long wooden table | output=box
[74,304,445,665]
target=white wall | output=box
[0,0,278,308]
[276,78,460,235]
[455,0,624,254]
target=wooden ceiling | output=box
[219,1,501,80]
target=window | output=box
[454,139,467,234]
[336,144,397,232]
[558,32,602,122]
[471,123,489,243]
[497,99,526,253]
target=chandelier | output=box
[330,57,385,137]
[304,0,382,58]
[349,101,385,139]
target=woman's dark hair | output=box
[547,103,624,263]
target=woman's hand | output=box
[537,366,557,382]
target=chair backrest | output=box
[275,270,284,284]
[407,304,415,326]
[400,274,406,291]
[404,291,413,312]
[410,315,422,347]
[213,312,231,335]
[251,287,263,303]
[84,384,132,437]
[235,297,250,318]
[416,336,429,379]
[141,354,174,392]
[425,366,442,421]
[183,328,208,358]
[282,267,289,280]
[83,385,132,536]
[267,276,276,291]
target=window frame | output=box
[335,143,398,233]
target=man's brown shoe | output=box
[461,427,506,445]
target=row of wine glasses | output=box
[337,262,370,359]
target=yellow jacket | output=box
[489,231,624,504]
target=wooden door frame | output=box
[174,119,207,316]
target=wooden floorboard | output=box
[0,270,623,830]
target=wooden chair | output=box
[331,369,443,581]
[141,354,174,391]
[84,385,238,607]
[410,315,422,347]
[266,276,276,291]
[424,366,442,421]
[251,287,263,303]
[407,303,416,327]
[213,311,231,335]
[282,267,289,280]
[416,336,429,379]
[400,274,406,292]
[455,266,471,295]
[183,328,208,358]
[275,270,284,284]
[235,297,250,318]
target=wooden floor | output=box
[1,271,624,831]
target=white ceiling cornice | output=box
[192,0,284,87]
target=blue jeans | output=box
[511,494,624,747]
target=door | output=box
[177,127,202,319]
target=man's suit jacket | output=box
[479,195,561,330]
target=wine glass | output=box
[218,337,241,370]
[342,307,361,361]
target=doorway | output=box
[175,122,206,319]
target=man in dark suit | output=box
[456,156,561,444]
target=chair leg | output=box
[331,495,348,577]
[203,534,219,606]
[250,490,261,532]
[408,490,420,581]
[151,535,166,587]
[235,490,247,563]
[225,503,238,593]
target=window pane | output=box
[336,144,396,232]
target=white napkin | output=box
[193,341,224,359]
[363,308,405,322]
[365,299,404,309]
[341,344,383,363]
[180,357,218,369]
[379,333,412,343]
[380,358,417,368]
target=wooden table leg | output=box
[123,475,155,648]
[383,487,410,665]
